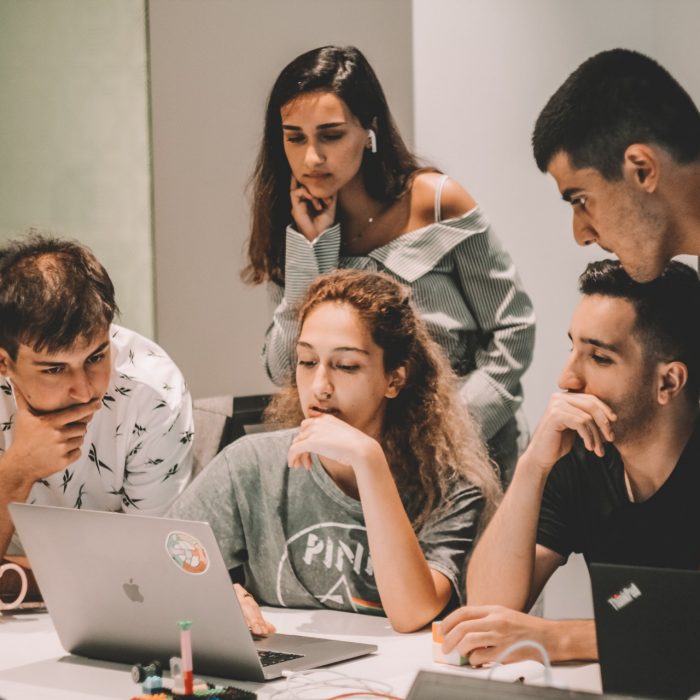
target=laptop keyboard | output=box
[258,649,304,667]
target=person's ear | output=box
[657,361,688,405]
[385,366,407,399]
[0,348,11,376]
[622,144,660,193]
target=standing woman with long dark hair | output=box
[243,46,535,483]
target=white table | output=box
[0,607,601,699]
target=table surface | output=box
[0,607,601,699]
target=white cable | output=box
[486,639,552,686]
[269,668,394,699]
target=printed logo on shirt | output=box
[276,522,383,614]
[165,531,209,575]
[607,582,642,611]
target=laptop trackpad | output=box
[254,632,315,653]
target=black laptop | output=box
[405,671,652,699]
[590,563,700,700]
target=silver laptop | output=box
[8,502,377,681]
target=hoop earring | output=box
[367,129,377,153]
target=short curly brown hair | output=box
[0,233,118,360]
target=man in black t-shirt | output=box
[439,259,700,665]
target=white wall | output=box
[148,0,414,399]
[652,2,700,106]
[0,0,154,337]
[413,0,657,431]
[412,0,700,618]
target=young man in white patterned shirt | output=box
[0,235,193,565]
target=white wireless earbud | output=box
[367,129,377,153]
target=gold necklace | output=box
[351,216,374,240]
[348,206,388,242]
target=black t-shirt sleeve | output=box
[536,450,582,560]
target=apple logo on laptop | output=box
[123,578,144,603]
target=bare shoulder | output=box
[409,171,478,224]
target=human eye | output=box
[334,362,360,372]
[284,134,305,144]
[42,366,64,375]
[591,353,612,365]
[297,358,317,368]
[87,351,107,365]
[320,131,344,142]
[571,194,588,209]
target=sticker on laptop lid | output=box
[607,582,642,611]
[165,531,210,575]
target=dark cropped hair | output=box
[579,259,700,402]
[0,233,118,360]
[243,45,424,285]
[533,48,700,180]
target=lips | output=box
[308,405,339,417]
[303,173,331,180]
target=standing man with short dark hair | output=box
[533,48,700,282]
[0,235,193,561]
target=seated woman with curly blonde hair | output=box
[169,269,501,633]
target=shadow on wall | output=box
[543,554,594,619]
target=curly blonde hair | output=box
[265,269,502,529]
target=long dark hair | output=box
[265,269,502,530]
[243,46,421,285]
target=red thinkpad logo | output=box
[607,582,642,611]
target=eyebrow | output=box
[282,121,347,131]
[32,340,111,367]
[568,332,621,354]
[297,340,369,355]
